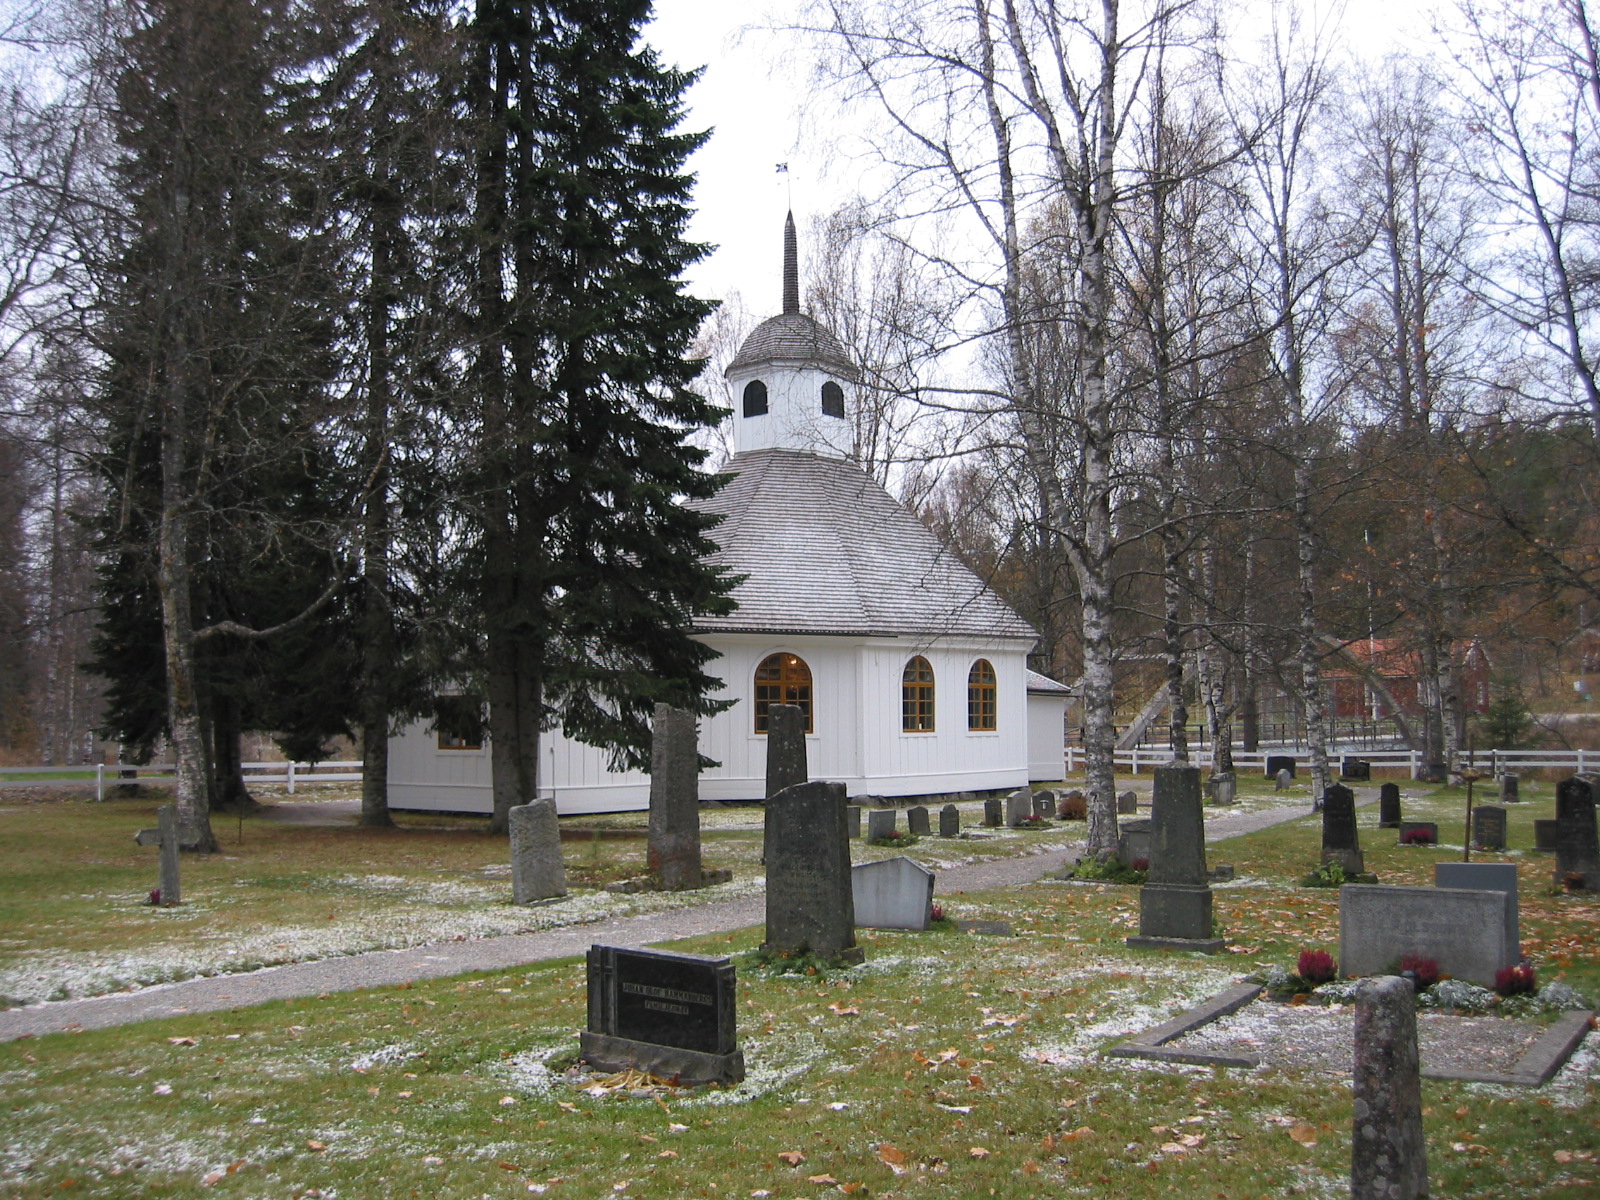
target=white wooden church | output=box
[387,217,1068,815]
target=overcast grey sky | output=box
[646,0,1442,310]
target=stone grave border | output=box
[1104,985,1598,1086]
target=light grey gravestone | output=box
[1033,790,1057,819]
[1499,773,1520,803]
[906,805,931,837]
[1554,776,1600,889]
[763,704,809,865]
[1435,861,1520,949]
[1352,975,1428,1200]
[1472,804,1508,853]
[1005,788,1032,827]
[983,796,1003,827]
[764,781,861,964]
[1117,789,1138,815]
[1378,782,1402,828]
[648,704,702,891]
[1339,883,1516,985]
[133,803,183,906]
[1275,768,1293,792]
[939,803,960,837]
[1127,764,1224,953]
[845,805,862,839]
[1117,819,1152,867]
[511,798,567,903]
[852,856,935,930]
[1207,772,1236,806]
[1320,784,1365,875]
[867,808,897,841]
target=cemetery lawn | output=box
[3,781,1597,1198]
[0,792,1079,1007]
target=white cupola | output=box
[724,212,860,458]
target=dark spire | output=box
[782,210,799,315]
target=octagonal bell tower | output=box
[724,213,860,458]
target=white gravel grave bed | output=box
[1169,999,1550,1077]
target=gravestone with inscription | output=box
[1033,791,1057,820]
[907,805,931,837]
[1266,755,1296,780]
[511,798,567,903]
[1351,975,1428,1200]
[1005,788,1032,827]
[648,704,702,890]
[1379,782,1403,828]
[939,803,960,837]
[1472,805,1508,853]
[1341,757,1371,781]
[1320,784,1365,875]
[852,856,935,931]
[1499,773,1520,803]
[1555,776,1599,889]
[1276,768,1293,792]
[133,802,183,906]
[764,780,862,963]
[1435,861,1519,949]
[1341,884,1516,985]
[1127,765,1224,953]
[983,796,1003,827]
[581,945,743,1085]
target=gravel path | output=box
[0,790,1362,1042]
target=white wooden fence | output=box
[0,760,361,800]
[1063,745,1599,779]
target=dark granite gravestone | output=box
[939,803,960,837]
[1351,976,1427,1200]
[1533,818,1560,853]
[845,805,861,839]
[581,945,742,1085]
[1379,782,1403,829]
[1320,784,1364,874]
[1398,821,1438,845]
[1117,819,1152,868]
[1341,757,1372,781]
[1435,861,1520,949]
[1555,776,1599,889]
[1499,773,1520,803]
[867,809,896,841]
[1417,762,1448,784]
[648,704,702,890]
[1472,805,1508,853]
[1033,791,1057,819]
[764,780,862,964]
[1005,788,1032,827]
[1127,764,1224,953]
[510,799,567,903]
[133,802,182,906]
[907,805,931,837]
[1266,755,1296,779]
[983,796,1003,827]
[1275,768,1293,792]
[1116,790,1137,814]
[763,704,808,865]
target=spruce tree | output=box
[464,0,733,832]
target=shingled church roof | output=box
[690,448,1036,642]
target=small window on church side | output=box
[968,660,997,731]
[903,656,935,732]
[755,652,812,733]
[434,694,485,750]
[821,380,845,418]
[743,379,769,417]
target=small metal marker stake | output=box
[1460,768,1486,863]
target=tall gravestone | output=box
[511,798,567,903]
[763,704,808,865]
[1351,976,1427,1200]
[1321,784,1364,875]
[1554,776,1599,889]
[764,781,862,964]
[648,704,702,890]
[939,803,960,837]
[1378,782,1402,829]
[1126,765,1224,952]
[133,803,183,906]
[907,805,930,836]
[1499,773,1520,803]
[1005,788,1032,827]
[1472,805,1508,853]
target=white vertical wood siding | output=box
[1027,692,1068,781]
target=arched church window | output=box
[755,652,812,733]
[902,656,936,731]
[968,660,997,730]
[742,379,768,417]
[821,380,845,419]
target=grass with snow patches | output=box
[3,842,1598,1200]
